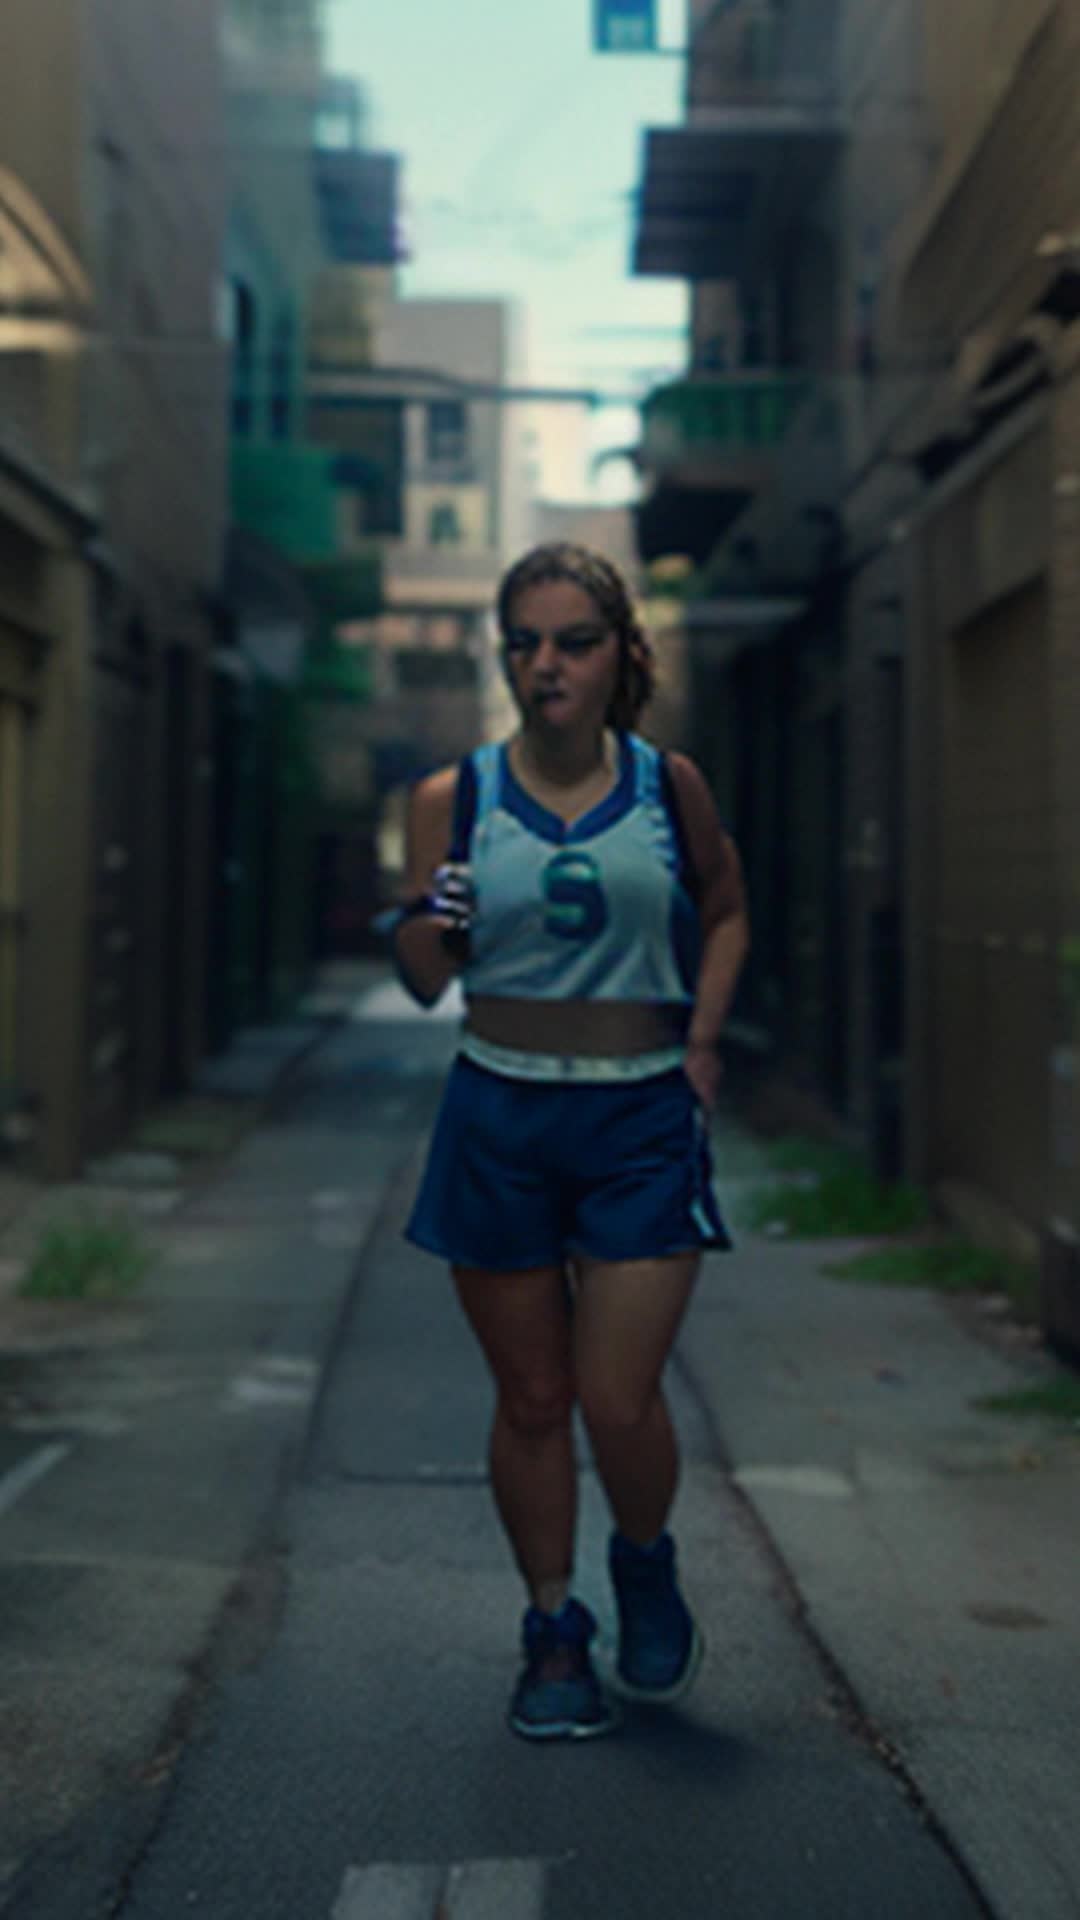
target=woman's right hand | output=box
[395,770,472,1004]
[429,862,476,938]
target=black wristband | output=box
[395,894,438,925]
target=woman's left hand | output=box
[683,1040,722,1113]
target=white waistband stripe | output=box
[459,1033,685,1083]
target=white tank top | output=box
[454,734,700,1038]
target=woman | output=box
[392,542,749,1741]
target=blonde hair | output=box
[496,542,656,731]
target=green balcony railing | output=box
[230,441,339,563]
[641,375,808,467]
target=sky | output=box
[325,0,689,500]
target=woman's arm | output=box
[392,768,468,1008]
[666,753,751,1109]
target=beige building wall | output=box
[849,0,1080,1257]
[888,2,1080,369]
[1048,358,1080,1255]
[0,0,229,1172]
[376,296,520,565]
[375,296,530,754]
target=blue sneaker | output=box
[608,1531,704,1702]
[508,1597,619,1741]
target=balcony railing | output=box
[641,373,808,470]
[230,441,339,562]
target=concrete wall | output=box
[890,1,1080,360]
[858,0,1080,1244]
[0,0,231,1170]
[1047,357,1080,1238]
[86,0,229,608]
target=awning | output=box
[633,108,846,280]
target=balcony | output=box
[230,442,339,562]
[635,371,810,567]
[635,3,844,279]
[668,371,847,637]
[634,103,846,281]
[641,372,808,481]
[313,151,405,267]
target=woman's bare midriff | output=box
[464,995,687,1057]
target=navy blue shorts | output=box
[405,1056,733,1271]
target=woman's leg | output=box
[573,1252,699,1544]
[452,1262,577,1611]
[574,1252,704,1700]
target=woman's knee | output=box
[577,1376,659,1439]
[497,1377,576,1439]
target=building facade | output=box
[631,0,1080,1319]
[0,0,229,1175]
[219,13,397,1011]
[867,0,1080,1322]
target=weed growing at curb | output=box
[823,1240,1040,1323]
[19,1212,151,1302]
[975,1377,1080,1422]
[744,1137,929,1238]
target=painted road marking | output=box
[222,1355,319,1413]
[331,1859,546,1919]
[331,1863,441,1920]
[441,1860,546,1919]
[733,1463,853,1500]
[0,1441,71,1518]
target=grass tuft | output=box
[745,1139,929,1238]
[19,1212,151,1302]
[823,1239,1039,1320]
[975,1377,1080,1421]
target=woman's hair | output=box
[495,541,656,731]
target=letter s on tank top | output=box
[457,734,700,1006]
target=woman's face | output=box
[502,577,621,736]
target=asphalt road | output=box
[3,994,993,1918]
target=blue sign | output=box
[594,0,658,52]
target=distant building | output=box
[309,295,533,919]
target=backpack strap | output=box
[658,751,700,902]
[446,752,478,863]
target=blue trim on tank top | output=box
[497,732,637,845]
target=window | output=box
[426,399,468,466]
[269,311,294,442]
[230,280,257,437]
[428,501,462,546]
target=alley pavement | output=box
[0,975,1077,1917]
[686,1139,1080,1920]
